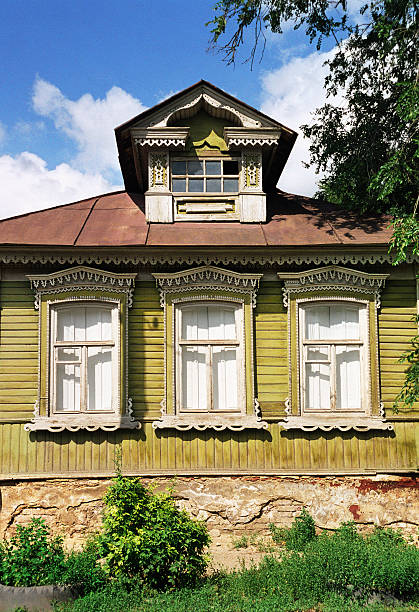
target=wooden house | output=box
[0,81,417,543]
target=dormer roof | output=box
[115,80,297,194]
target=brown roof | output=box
[0,190,392,248]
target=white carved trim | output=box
[224,127,281,147]
[242,150,262,192]
[280,417,393,432]
[1,251,411,267]
[152,413,268,431]
[132,127,189,148]
[27,266,136,295]
[153,265,263,309]
[278,266,389,309]
[148,151,170,192]
[142,88,265,129]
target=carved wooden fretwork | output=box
[242,150,262,190]
[152,265,263,309]
[153,398,268,431]
[27,265,137,310]
[25,266,140,432]
[132,127,189,148]
[148,151,169,191]
[224,127,281,147]
[0,251,410,267]
[278,265,390,309]
[144,90,263,129]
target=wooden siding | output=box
[0,421,416,478]
[379,279,419,416]
[0,281,38,421]
[0,276,417,478]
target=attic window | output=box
[171,158,239,193]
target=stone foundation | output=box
[0,475,418,550]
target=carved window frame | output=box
[278,266,393,432]
[24,266,140,432]
[151,266,267,431]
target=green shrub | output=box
[100,474,210,590]
[0,518,66,586]
[269,507,316,551]
[61,536,107,595]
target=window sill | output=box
[281,416,393,432]
[152,413,268,432]
[24,412,140,432]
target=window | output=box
[176,303,243,413]
[300,303,366,414]
[152,265,267,430]
[51,303,117,413]
[278,265,392,431]
[25,265,139,432]
[171,158,239,193]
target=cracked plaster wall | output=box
[0,475,418,549]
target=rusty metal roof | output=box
[0,190,392,248]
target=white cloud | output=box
[260,47,341,196]
[32,78,147,175]
[0,152,120,219]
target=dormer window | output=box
[171,158,239,194]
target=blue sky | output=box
[0,0,346,218]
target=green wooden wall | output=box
[0,275,417,478]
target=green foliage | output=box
[208,1,418,215]
[100,474,210,590]
[232,535,249,549]
[61,536,107,596]
[56,519,419,611]
[0,518,66,587]
[269,508,316,551]
[393,315,419,411]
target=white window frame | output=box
[50,300,120,416]
[298,299,369,417]
[171,156,241,195]
[175,300,245,414]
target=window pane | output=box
[208,306,236,340]
[172,161,186,175]
[181,346,207,410]
[306,304,360,340]
[305,363,330,410]
[223,160,239,175]
[305,306,330,340]
[189,178,204,192]
[172,178,186,192]
[188,160,204,175]
[306,346,329,362]
[56,347,81,362]
[213,346,237,410]
[336,346,361,409]
[223,178,239,192]
[206,178,221,192]
[86,307,112,341]
[56,307,85,341]
[206,160,221,175]
[87,347,113,411]
[56,364,80,412]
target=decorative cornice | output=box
[152,265,263,308]
[26,266,137,310]
[278,265,389,308]
[224,127,281,147]
[0,251,405,267]
[131,127,189,148]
